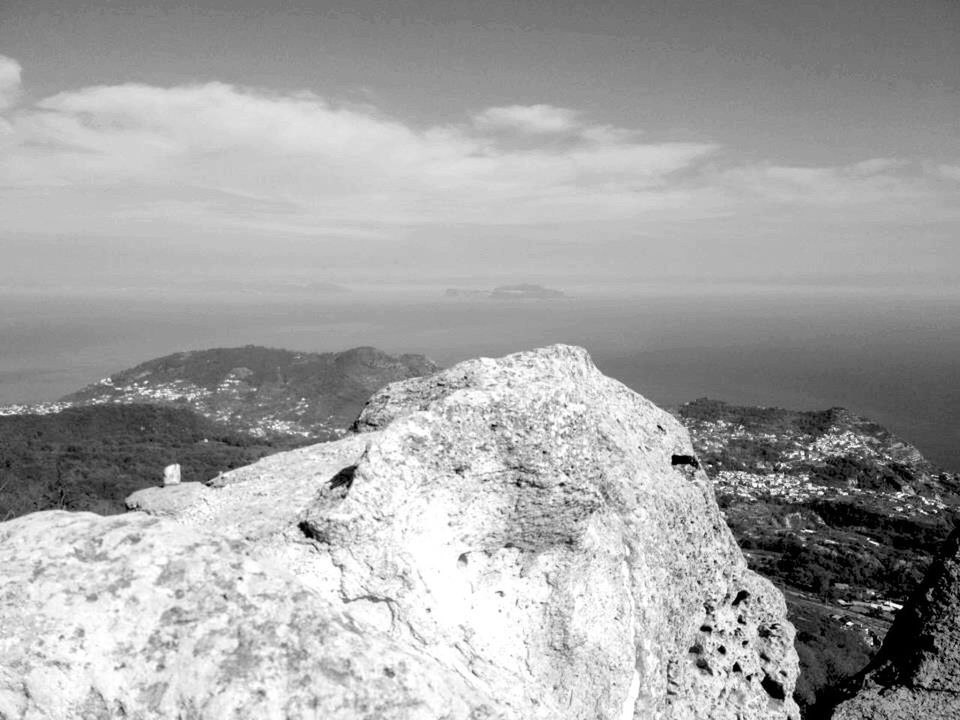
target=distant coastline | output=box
[1,288,957,470]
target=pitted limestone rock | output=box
[311,344,799,719]
[1,345,799,719]
[0,511,498,720]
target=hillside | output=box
[60,345,439,440]
[828,525,960,719]
[676,398,960,713]
[0,404,281,520]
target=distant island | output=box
[443,283,566,299]
[272,280,350,293]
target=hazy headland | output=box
[3,282,957,470]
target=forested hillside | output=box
[0,404,290,520]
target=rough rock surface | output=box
[0,345,799,719]
[830,526,960,719]
[0,512,495,720]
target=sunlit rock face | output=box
[0,345,799,720]
[829,526,960,720]
[0,512,491,720]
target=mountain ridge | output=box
[59,344,439,440]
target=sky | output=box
[1,0,958,288]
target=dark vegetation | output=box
[810,456,918,492]
[681,398,851,436]
[728,500,952,601]
[729,506,940,716]
[0,404,300,520]
[786,591,879,713]
[727,499,946,711]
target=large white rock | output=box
[0,512,495,720]
[0,345,799,719]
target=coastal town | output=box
[0,375,328,439]
[680,400,956,515]
[712,469,948,516]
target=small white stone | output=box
[163,463,181,486]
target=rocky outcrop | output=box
[829,525,960,719]
[0,511,491,720]
[0,345,799,719]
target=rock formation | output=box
[0,345,799,719]
[0,511,490,720]
[829,525,960,719]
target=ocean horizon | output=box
[2,284,958,471]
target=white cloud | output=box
[0,57,957,237]
[939,165,960,182]
[0,77,719,230]
[473,104,581,134]
[704,159,959,223]
[0,55,22,111]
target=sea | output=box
[1,284,958,470]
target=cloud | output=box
[939,165,960,182]
[473,104,581,134]
[0,57,957,238]
[711,160,930,208]
[0,77,718,230]
[0,55,22,112]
